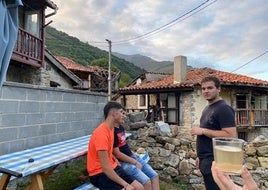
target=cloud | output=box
[49,0,268,80]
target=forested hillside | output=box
[113,52,174,73]
[45,26,145,86]
[113,53,194,73]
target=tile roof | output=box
[55,56,109,74]
[186,68,268,85]
[44,50,82,85]
[119,67,268,92]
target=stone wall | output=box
[7,57,78,88]
[123,94,138,110]
[6,65,41,85]
[123,94,157,111]
[45,61,75,88]
[0,82,106,155]
[126,112,268,190]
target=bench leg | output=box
[24,166,57,190]
[41,165,58,181]
[25,174,44,190]
[0,174,11,190]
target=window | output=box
[138,94,147,109]
[238,132,247,141]
[254,96,265,109]
[236,95,247,108]
[25,11,40,37]
[167,93,180,124]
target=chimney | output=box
[174,55,187,84]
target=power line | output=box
[113,0,216,45]
[136,0,217,42]
[89,0,216,45]
[231,50,268,73]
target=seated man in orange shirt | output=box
[87,101,143,190]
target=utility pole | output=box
[106,39,112,101]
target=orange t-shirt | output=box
[87,122,117,176]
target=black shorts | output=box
[90,166,135,190]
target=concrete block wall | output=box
[0,82,106,155]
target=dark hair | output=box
[201,76,221,88]
[103,101,123,119]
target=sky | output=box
[48,0,268,81]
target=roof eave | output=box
[118,87,194,95]
[44,0,58,10]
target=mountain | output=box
[113,52,174,73]
[45,26,145,81]
[45,26,192,87]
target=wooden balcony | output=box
[236,109,268,128]
[12,27,44,67]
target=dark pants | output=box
[199,157,220,190]
[90,166,135,190]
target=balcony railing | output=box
[236,109,268,127]
[12,27,43,67]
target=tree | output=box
[90,58,119,72]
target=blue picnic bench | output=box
[0,135,91,190]
[0,132,134,190]
[74,182,99,190]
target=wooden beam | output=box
[0,174,11,190]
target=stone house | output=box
[116,55,268,141]
[5,0,81,90]
[6,0,71,87]
[55,56,120,92]
[6,0,119,92]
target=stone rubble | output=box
[125,112,268,190]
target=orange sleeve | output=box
[87,123,117,176]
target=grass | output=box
[44,157,89,190]
[160,181,188,190]
[15,156,188,190]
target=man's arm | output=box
[191,126,237,138]
[98,150,129,188]
[113,147,142,169]
[202,127,236,138]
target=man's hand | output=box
[191,126,203,135]
[135,161,142,169]
[124,184,134,190]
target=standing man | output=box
[87,101,143,190]
[191,76,237,190]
